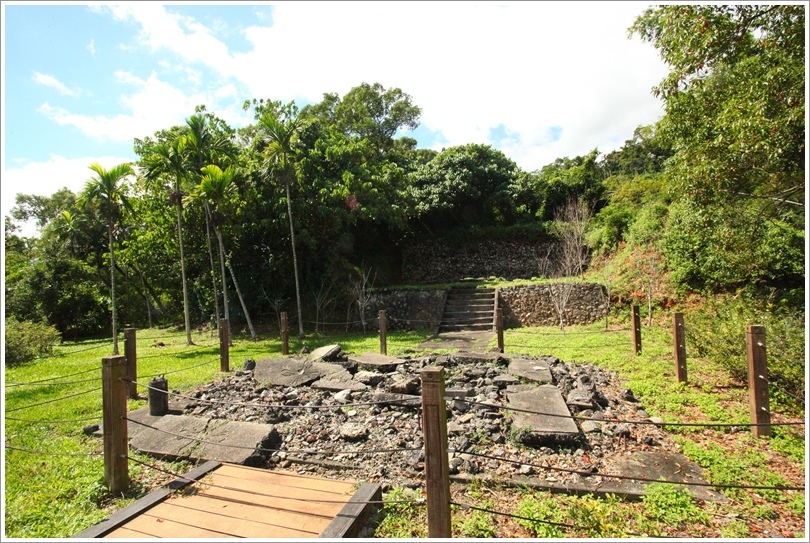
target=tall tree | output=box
[142,136,195,344]
[184,112,237,326]
[189,165,257,341]
[253,101,306,338]
[80,162,134,354]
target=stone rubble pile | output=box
[180,349,668,490]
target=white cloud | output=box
[2,155,133,237]
[87,38,96,56]
[32,71,79,97]
[226,1,668,170]
[36,71,217,143]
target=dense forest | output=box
[4,6,805,406]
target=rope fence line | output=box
[124,416,422,457]
[135,343,220,360]
[124,378,422,410]
[5,415,100,424]
[5,365,99,386]
[140,359,220,379]
[4,387,103,413]
[453,449,805,492]
[506,328,631,336]
[126,456,426,507]
[462,398,806,429]
[5,445,102,457]
[450,501,659,538]
[5,376,100,387]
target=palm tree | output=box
[143,136,194,345]
[185,113,234,329]
[258,108,305,338]
[81,162,134,355]
[188,165,257,342]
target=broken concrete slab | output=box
[311,377,367,392]
[598,451,728,502]
[253,357,345,387]
[308,344,341,362]
[506,357,553,384]
[507,385,580,447]
[348,352,405,373]
[128,414,278,466]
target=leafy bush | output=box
[685,291,805,411]
[4,318,61,365]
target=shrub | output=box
[685,291,805,412]
[4,317,61,365]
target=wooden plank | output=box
[213,464,357,494]
[205,469,354,502]
[104,526,155,538]
[145,501,320,538]
[117,514,237,538]
[158,493,324,535]
[197,480,347,518]
[319,482,382,538]
[76,461,221,538]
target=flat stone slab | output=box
[128,414,275,465]
[603,451,727,502]
[450,352,505,365]
[348,352,405,373]
[507,357,553,384]
[507,385,580,446]
[253,357,345,387]
[311,376,367,392]
[308,344,341,361]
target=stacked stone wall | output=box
[499,283,608,328]
[355,289,447,332]
[402,239,555,284]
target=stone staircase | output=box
[439,287,497,332]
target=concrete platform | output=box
[507,385,580,446]
[128,414,277,466]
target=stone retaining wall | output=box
[358,289,447,332]
[499,283,608,328]
[402,239,555,284]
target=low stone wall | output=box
[499,283,608,328]
[358,289,447,332]
[402,239,555,284]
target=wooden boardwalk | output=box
[75,461,381,538]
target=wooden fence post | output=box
[496,307,504,353]
[632,305,642,355]
[281,312,289,356]
[219,318,229,372]
[420,366,451,538]
[673,313,687,383]
[746,325,771,438]
[379,310,387,355]
[102,354,128,494]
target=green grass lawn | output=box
[3,325,433,538]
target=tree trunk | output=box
[214,226,231,345]
[176,201,193,345]
[108,217,119,355]
[286,182,304,338]
[141,273,153,328]
[204,201,221,327]
[228,261,257,340]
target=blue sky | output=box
[2,1,670,235]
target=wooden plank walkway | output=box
[75,461,381,538]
